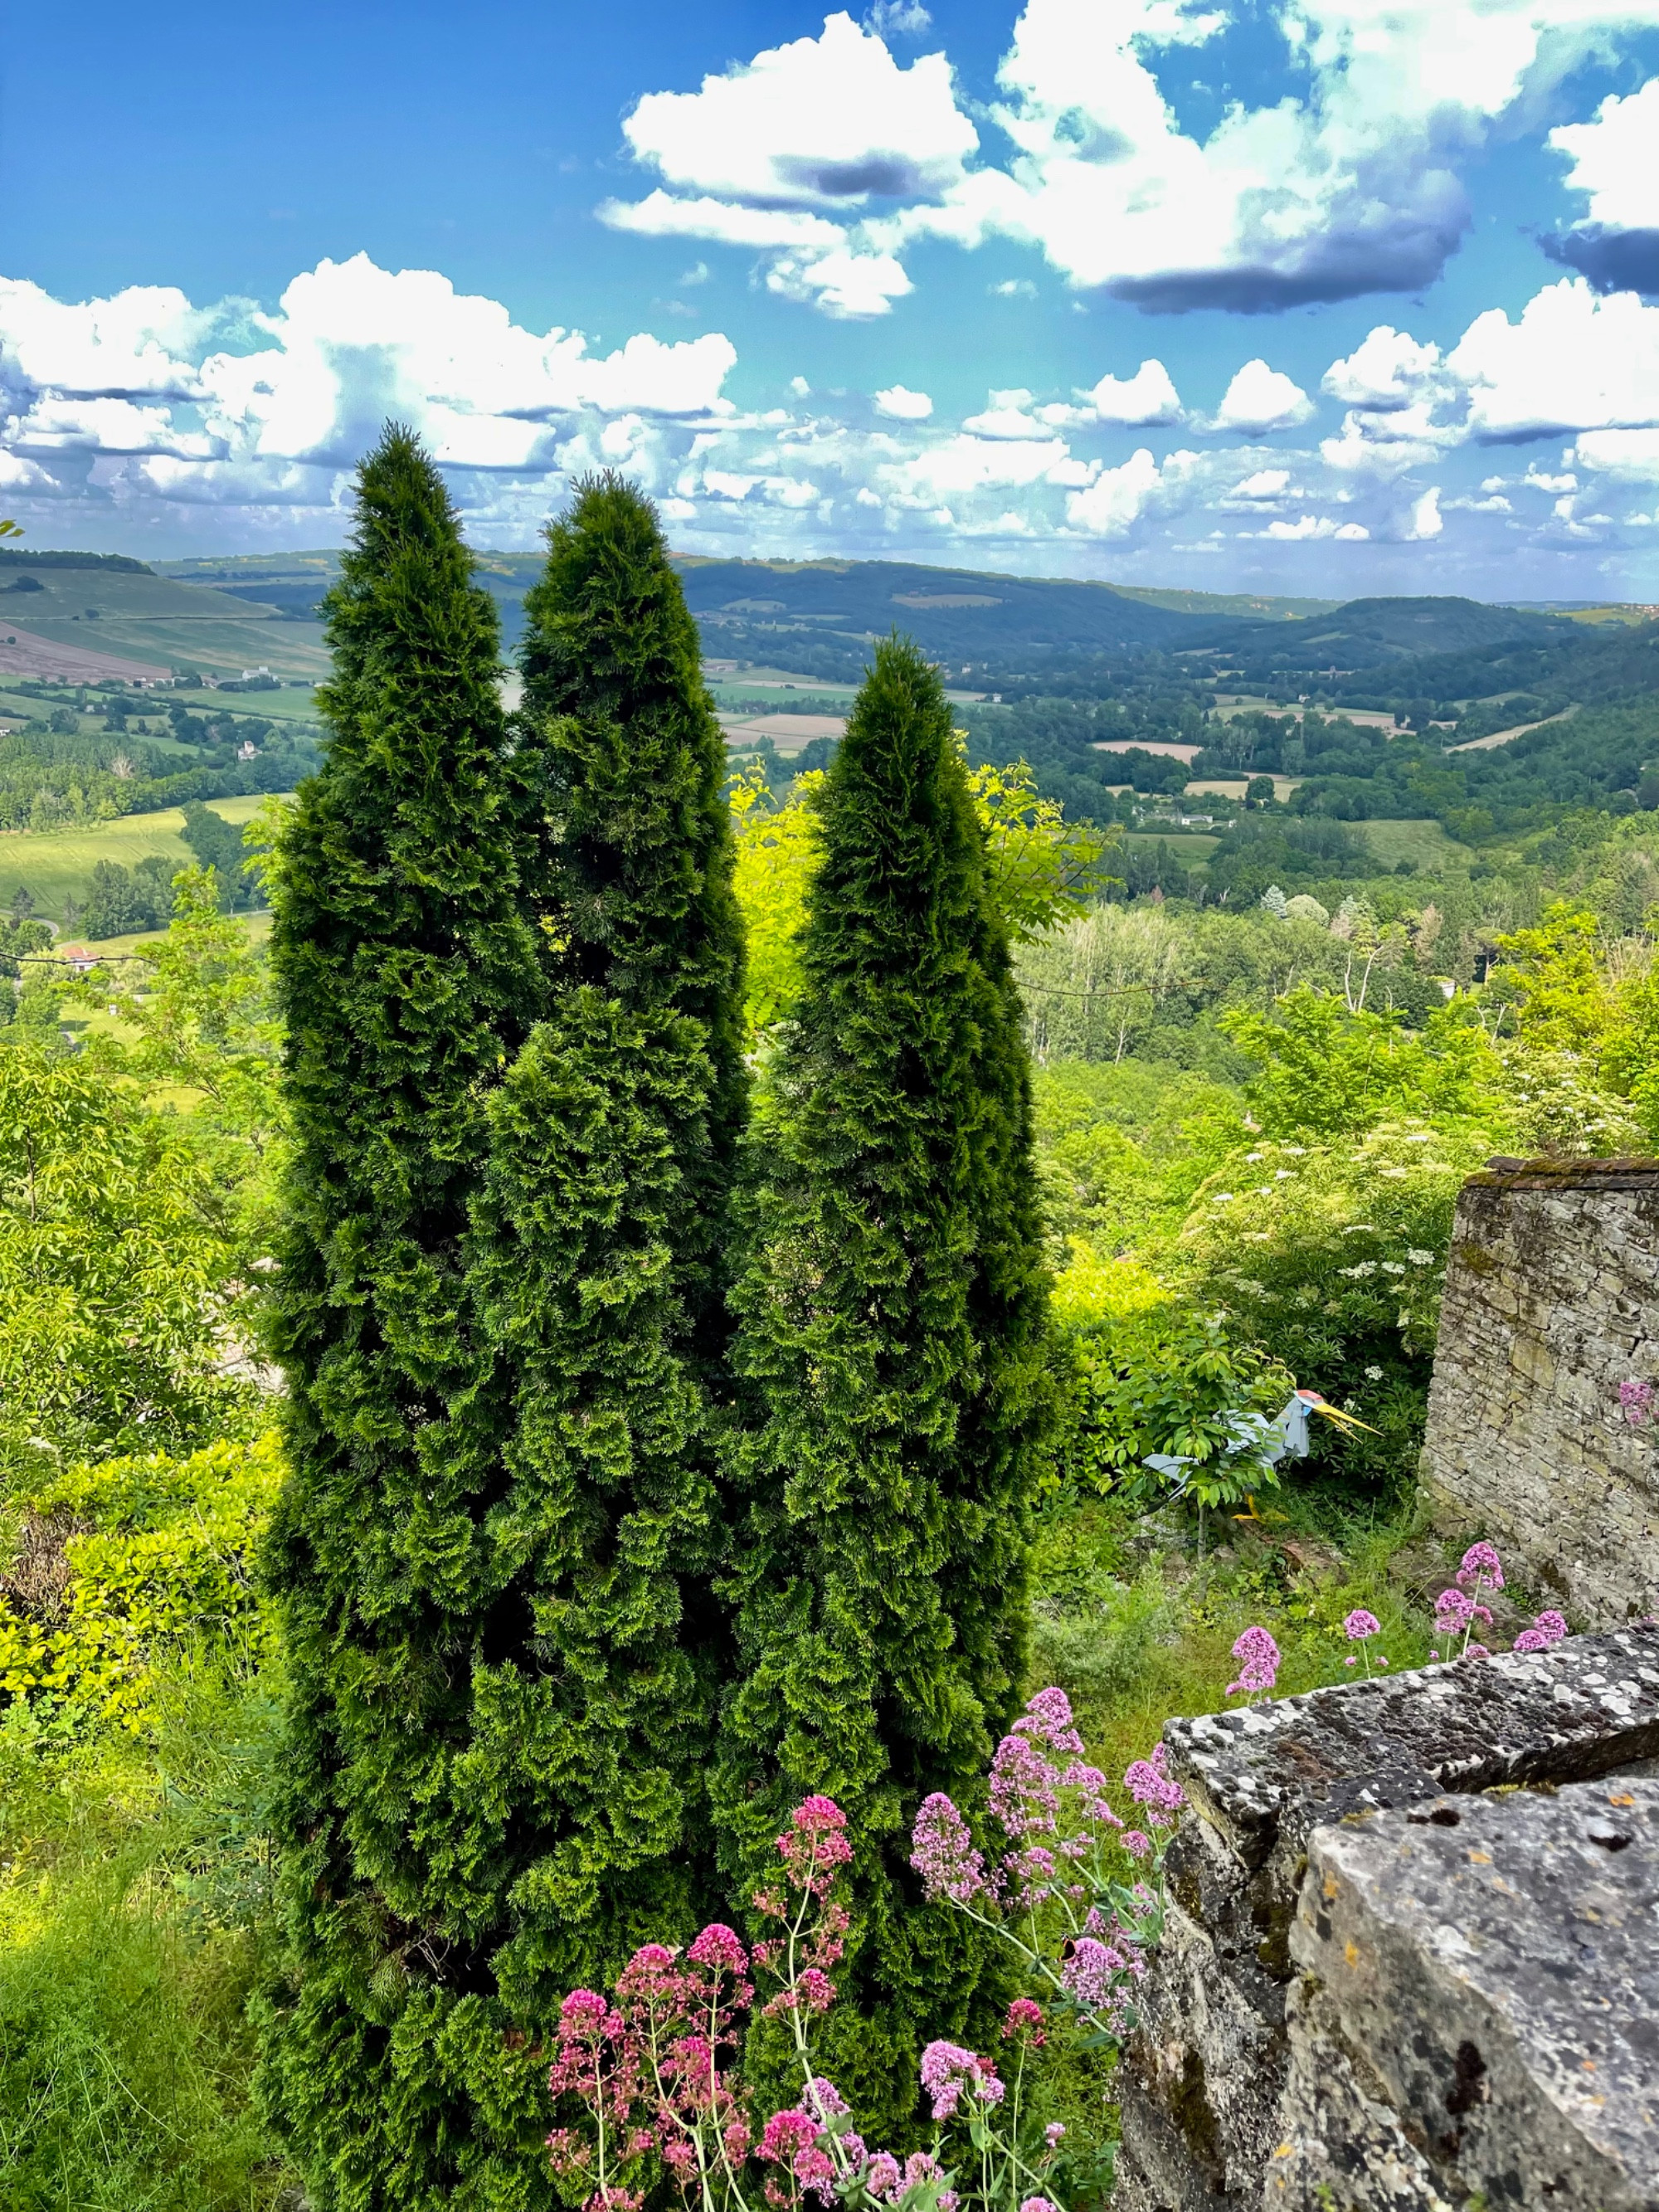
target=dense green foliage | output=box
[715,637,1051,2136]
[257,428,556,2209]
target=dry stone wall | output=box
[1419,1157,1659,1623]
[1112,1625,1659,2212]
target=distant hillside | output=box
[1112,586,1340,621]
[1,557,329,681]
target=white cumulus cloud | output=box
[1448,279,1659,439]
[1064,446,1168,537]
[1209,361,1315,435]
[873,383,934,419]
[1055,359,1184,428]
[1550,77,1659,231]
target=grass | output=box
[1353,818,1473,873]
[0,797,287,923]
[1025,1481,1499,1785]
[0,1660,294,2211]
[1121,831,1219,858]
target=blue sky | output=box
[4,0,1659,597]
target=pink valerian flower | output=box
[803,2078,847,2122]
[1434,1586,1473,1633]
[687,1923,748,1974]
[1122,1830,1151,1859]
[904,2152,943,2188]
[1013,1686,1087,1756]
[1465,1644,1491,1660]
[1620,1378,1654,1425]
[1535,1610,1568,1643]
[1513,1628,1549,1652]
[1061,1760,1123,1830]
[1227,1625,1280,1700]
[1002,1997,1047,2044]
[990,1729,1062,1839]
[1045,2123,1067,2148]
[864,2153,902,2200]
[1059,1935,1129,2009]
[911,1793,988,1904]
[758,2110,820,2164]
[1457,1541,1504,1592]
[776,1796,854,1897]
[1005,1843,1059,1911]
[1123,1742,1185,1819]
[1344,1610,1380,1640]
[1020,2198,1060,2212]
[918,2040,1002,2121]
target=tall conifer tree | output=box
[460,474,747,1987]
[714,636,1051,2135]
[517,472,747,1359]
[258,430,552,2208]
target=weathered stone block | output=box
[1421,1157,1659,1621]
[1275,1777,1659,2210]
[1113,1629,1659,2212]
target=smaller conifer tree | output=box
[714,635,1051,2137]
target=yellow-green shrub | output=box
[0,1431,281,1724]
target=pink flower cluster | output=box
[912,1688,1176,1926]
[1430,1542,1506,1660]
[547,1781,1078,2212]
[1227,1625,1280,1701]
[1512,1609,1569,1654]
[919,2039,1005,2121]
[1620,1378,1654,1425]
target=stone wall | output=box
[1418,1157,1659,1623]
[1112,1625,1659,2212]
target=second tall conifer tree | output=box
[714,635,1051,2136]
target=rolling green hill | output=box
[0,792,281,920]
[1,550,329,681]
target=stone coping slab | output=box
[1467,1155,1659,1191]
[1164,1626,1659,1871]
[1291,1776,1659,2210]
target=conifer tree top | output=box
[797,632,999,1042]
[522,470,705,723]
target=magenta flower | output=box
[1020,2199,1059,2212]
[757,2108,820,2164]
[1344,1609,1380,1640]
[1513,1628,1548,1652]
[918,2041,1000,2121]
[1002,1998,1046,2043]
[1013,1686,1086,1755]
[1059,1934,1129,2008]
[911,1791,987,1904]
[991,1730,1062,1839]
[1457,1541,1504,1591]
[864,2154,902,2200]
[687,1923,747,1972]
[1620,1378,1654,1425]
[1534,1610,1568,1644]
[1123,1742,1185,1815]
[1227,1625,1280,1699]
[1433,1586,1473,1633]
[1045,2122,1067,2147]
